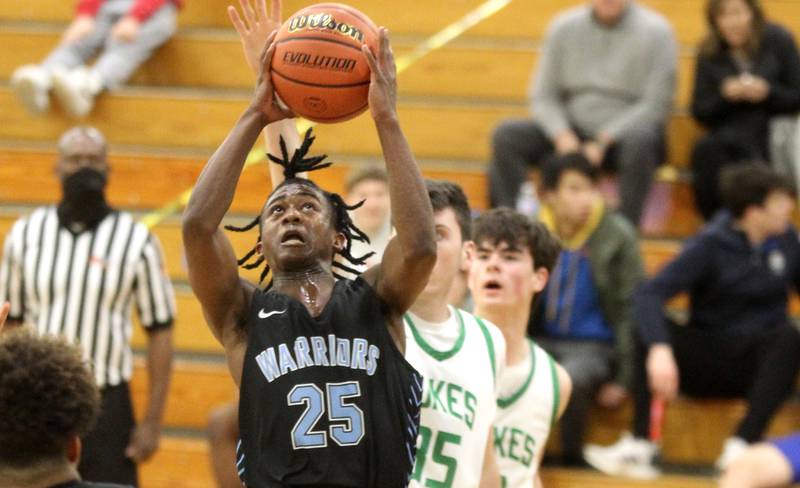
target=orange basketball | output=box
[271,3,379,123]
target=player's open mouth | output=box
[483,280,502,290]
[281,230,306,245]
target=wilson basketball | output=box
[271,3,379,123]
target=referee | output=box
[0,126,175,486]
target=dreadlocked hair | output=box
[224,129,374,288]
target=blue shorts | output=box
[771,433,800,483]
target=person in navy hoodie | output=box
[584,164,800,478]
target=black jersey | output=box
[238,277,423,487]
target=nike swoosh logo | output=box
[258,309,287,319]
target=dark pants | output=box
[691,130,765,220]
[537,338,616,461]
[488,119,665,225]
[632,320,800,443]
[79,382,138,486]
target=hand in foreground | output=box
[229,0,283,75]
[62,15,96,44]
[362,28,398,123]
[125,421,161,463]
[647,344,679,402]
[250,31,295,125]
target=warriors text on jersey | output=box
[494,339,561,488]
[404,307,506,488]
[238,277,423,488]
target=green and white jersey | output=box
[494,339,560,488]
[404,306,506,488]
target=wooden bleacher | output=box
[4,0,800,485]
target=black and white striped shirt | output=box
[0,207,176,388]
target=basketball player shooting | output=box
[182,26,436,488]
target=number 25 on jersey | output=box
[288,381,365,449]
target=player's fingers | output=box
[239,0,256,28]
[256,0,268,21]
[262,31,278,71]
[361,45,381,79]
[228,6,248,35]
[269,0,282,23]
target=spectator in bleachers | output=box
[720,433,800,488]
[0,316,130,487]
[530,153,643,466]
[488,0,677,226]
[584,165,800,478]
[345,166,393,269]
[0,126,176,486]
[691,0,800,220]
[10,0,181,118]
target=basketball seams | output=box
[301,3,379,35]
[275,36,365,54]
[272,68,371,89]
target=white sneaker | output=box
[52,67,102,118]
[10,65,52,114]
[715,437,749,471]
[583,432,661,480]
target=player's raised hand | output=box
[229,0,282,75]
[362,28,398,123]
[250,31,295,125]
[0,302,9,333]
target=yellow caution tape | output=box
[142,0,513,229]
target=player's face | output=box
[420,208,466,299]
[468,240,547,310]
[347,179,390,235]
[260,183,343,271]
[591,0,628,24]
[547,170,596,227]
[758,191,795,236]
[714,0,754,49]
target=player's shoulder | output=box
[457,309,506,360]
[528,338,556,366]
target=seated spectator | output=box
[584,165,800,478]
[691,0,800,220]
[11,0,181,118]
[530,153,643,466]
[489,0,676,226]
[0,311,130,487]
[720,434,800,488]
[345,166,393,268]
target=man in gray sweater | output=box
[489,0,677,226]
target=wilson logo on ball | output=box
[288,12,366,43]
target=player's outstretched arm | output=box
[228,0,303,186]
[183,33,293,378]
[360,28,436,336]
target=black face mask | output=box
[58,167,111,232]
